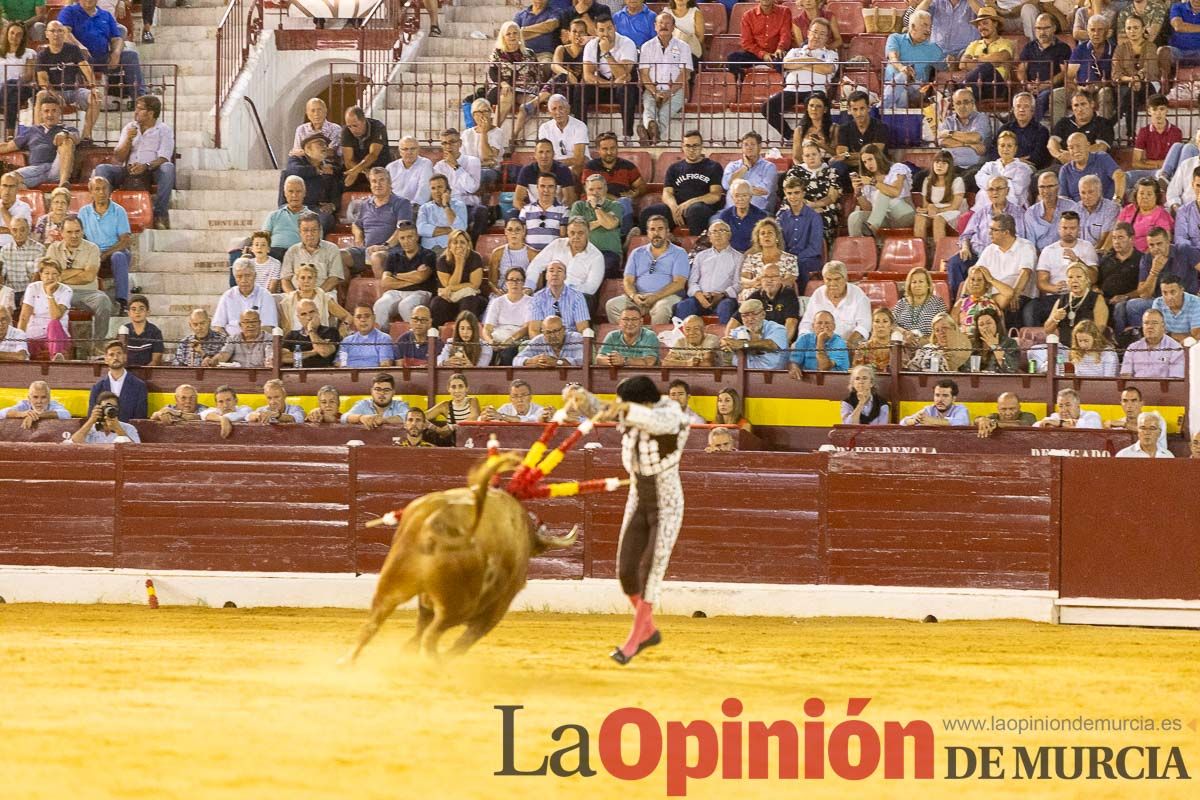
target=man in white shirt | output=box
[201,385,253,439]
[432,127,489,241]
[762,17,838,143]
[580,18,639,146]
[637,13,690,146]
[974,212,1036,318]
[93,95,175,229]
[1166,135,1200,212]
[480,379,551,422]
[797,260,872,346]
[1037,211,1097,286]
[213,259,280,336]
[0,172,33,249]
[0,306,29,361]
[386,136,434,207]
[1114,411,1174,458]
[525,217,606,312]
[1033,387,1102,428]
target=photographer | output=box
[70,392,140,444]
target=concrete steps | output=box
[179,170,281,190]
[172,189,280,211]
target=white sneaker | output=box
[470,31,488,40]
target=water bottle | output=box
[464,437,475,449]
[337,347,349,368]
[292,345,303,369]
[927,353,941,373]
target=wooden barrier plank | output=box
[1060,459,1200,601]
[824,453,1055,590]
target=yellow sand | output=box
[0,605,1196,800]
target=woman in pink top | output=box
[1116,178,1174,251]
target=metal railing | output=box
[338,57,1200,151]
[214,0,264,148]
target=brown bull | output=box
[343,455,578,661]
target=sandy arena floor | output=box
[0,604,1196,800]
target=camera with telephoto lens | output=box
[95,405,119,430]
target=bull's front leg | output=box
[406,599,434,651]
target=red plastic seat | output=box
[827,1,866,37]
[856,280,900,309]
[686,71,738,113]
[326,232,356,249]
[16,189,46,219]
[733,69,783,111]
[699,2,728,35]
[113,190,152,232]
[932,280,951,307]
[653,152,685,183]
[880,238,927,272]
[475,233,507,261]
[844,35,887,67]
[703,34,741,63]
[1017,326,1047,352]
[728,4,752,35]
[338,191,368,223]
[0,151,27,169]
[75,148,115,181]
[932,236,959,271]
[597,279,626,311]
[345,277,382,311]
[830,236,878,275]
[388,321,411,340]
[625,234,649,259]
[620,150,653,183]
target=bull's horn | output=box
[536,524,579,549]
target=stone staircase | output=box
[99,0,272,347]
[387,0,515,142]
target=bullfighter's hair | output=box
[616,375,661,405]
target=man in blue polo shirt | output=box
[514,0,561,61]
[604,213,688,324]
[339,305,395,367]
[77,174,132,314]
[343,167,413,276]
[788,310,850,373]
[1163,0,1200,88]
[58,0,144,106]
[613,0,656,47]
[883,10,945,108]
[0,94,78,187]
[722,298,789,370]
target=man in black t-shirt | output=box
[831,90,889,191]
[282,299,342,368]
[514,138,577,211]
[35,21,100,142]
[340,105,392,190]
[1047,91,1114,164]
[725,264,800,342]
[374,221,437,325]
[1096,222,1143,307]
[558,0,612,44]
[638,129,724,234]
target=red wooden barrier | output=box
[828,425,1135,456]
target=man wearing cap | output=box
[955,7,1017,103]
[592,375,690,666]
[278,131,342,234]
[721,298,790,370]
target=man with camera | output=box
[88,340,147,422]
[70,391,140,443]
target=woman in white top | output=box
[914,149,966,244]
[847,143,914,237]
[482,266,533,351]
[278,263,350,331]
[1061,319,1119,377]
[0,22,36,138]
[18,258,72,360]
[437,309,494,367]
[664,0,706,78]
[288,98,342,158]
[973,131,1033,212]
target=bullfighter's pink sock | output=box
[619,599,656,657]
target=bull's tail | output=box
[467,453,522,532]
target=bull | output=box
[343,454,578,661]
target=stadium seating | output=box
[932,237,960,271]
[857,280,900,309]
[474,234,507,261]
[686,72,738,113]
[114,191,153,233]
[346,277,382,311]
[827,1,866,37]
[699,3,728,35]
[880,238,927,272]
[733,69,783,112]
[831,236,878,275]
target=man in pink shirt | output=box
[727,0,793,81]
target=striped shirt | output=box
[529,285,590,331]
[519,203,569,250]
[0,239,45,292]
